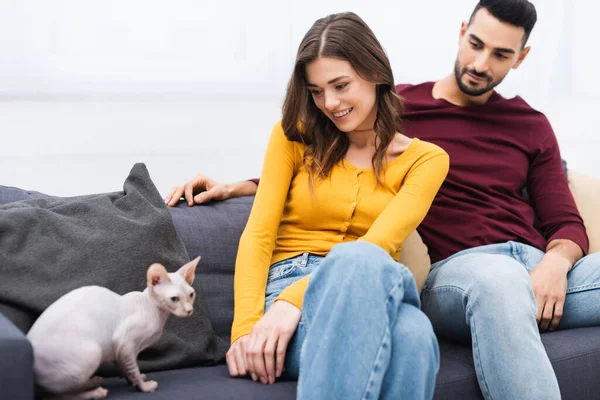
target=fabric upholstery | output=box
[569,170,600,254]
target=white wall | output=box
[0,0,597,197]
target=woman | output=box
[173,12,449,399]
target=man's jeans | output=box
[265,242,440,400]
[421,241,600,400]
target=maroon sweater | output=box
[397,82,588,262]
[251,81,588,263]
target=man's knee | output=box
[433,253,535,308]
[579,251,600,266]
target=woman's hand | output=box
[234,300,301,384]
[226,334,250,378]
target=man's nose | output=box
[473,53,490,74]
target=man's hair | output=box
[469,0,537,45]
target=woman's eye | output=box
[335,83,348,90]
[310,90,322,96]
[170,296,179,302]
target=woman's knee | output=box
[311,242,414,291]
[327,241,388,265]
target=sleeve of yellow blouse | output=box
[230,121,297,344]
[358,146,449,255]
[274,275,309,309]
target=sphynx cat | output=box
[26,256,201,399]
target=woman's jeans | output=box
[264,242,440,400]
[421,241,600,400]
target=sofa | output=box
[1,168,600,400]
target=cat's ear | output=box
[177,256,200,285]
[147,263,171,287]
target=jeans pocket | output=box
[268,256,302,283]
[508,241,534,271]
[265,253,318,312]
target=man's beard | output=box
[453,58,502,97]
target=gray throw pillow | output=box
[0,164,227,374]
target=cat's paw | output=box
[138,380,158,393]
[82,386,109,399]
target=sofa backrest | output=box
[169,197,254,342]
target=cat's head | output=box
[146,256,200,318]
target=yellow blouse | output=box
[231,121,449,343]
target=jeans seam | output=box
[361,326,391,400]
[566,283,600,294]
[360,280,403,400]
[467,307,493,400]
[424,284,494,400]
[297,312,309,384]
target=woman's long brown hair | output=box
[281,12,403,187]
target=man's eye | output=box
[170,296,179,302]
[470,42,481,49]
[496,53,508,60]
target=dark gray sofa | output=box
[1,186,600,399]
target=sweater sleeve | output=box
[358,148,449,255]
[230,121,297,344]
[274,275,309,310]
[527,120,589,254]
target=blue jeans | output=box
[421,241,600,400]
[265,242,440,400]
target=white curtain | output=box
[0,0,596,195]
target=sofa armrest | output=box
[0,312,34,400]
[569,170,600,254]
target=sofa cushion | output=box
[569,170,600,254]
[101,327,600,400]
[0,186,48,203]
[103,365,297,400]
[435,327,600,399]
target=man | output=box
[165,1,600,398]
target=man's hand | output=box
[228,301,301,384]
[529,253,570,332]
[165,174,232,207]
